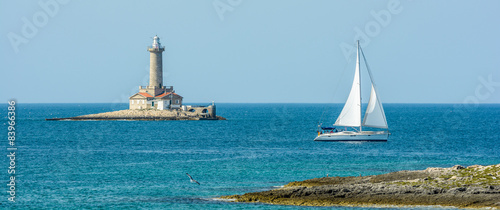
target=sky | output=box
[1,0,499,104]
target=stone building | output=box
[129,36,183,110]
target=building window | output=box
[142,100,145,104]
[136,100,140,104]
[131,100,134,104]
[176,100,179,104]
[152,101,155,106]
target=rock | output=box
[424,167,446,173]
[467,165,482,169]
[222,163,500,209]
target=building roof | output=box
[156,92,180,98]
[130,91,183,100]
[138,92,154,98]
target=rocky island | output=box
[46,108,225,121]
[222,164,500,209]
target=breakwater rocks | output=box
[46,109,226,121]
[222,164,500,209]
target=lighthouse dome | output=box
[152,36,161,48]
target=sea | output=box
[1,103,499,209]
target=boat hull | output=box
[314,131,388,142]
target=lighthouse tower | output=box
[148,36,165,90]
[129,36,183,110]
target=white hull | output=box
[314,131,388,141]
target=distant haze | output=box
[1,1,499,103]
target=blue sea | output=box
[1,103,499,209]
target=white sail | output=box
[362,85,388,128]
[335,43,361,127]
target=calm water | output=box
[1,103,499,209]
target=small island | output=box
[221,164,500,209]
[46,108,225,121]
[47,36,225,121]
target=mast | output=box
[357,40,362,132]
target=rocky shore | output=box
[46,109,226,121]
[222,164,500,209]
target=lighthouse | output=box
[129,36,183,110]
[148,36,164,89]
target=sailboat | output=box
[314,41,389,141]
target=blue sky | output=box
[1,0,499,103]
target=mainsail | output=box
[335,43,361,127]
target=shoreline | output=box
[221,164,500,209]
[46,109,226,121]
